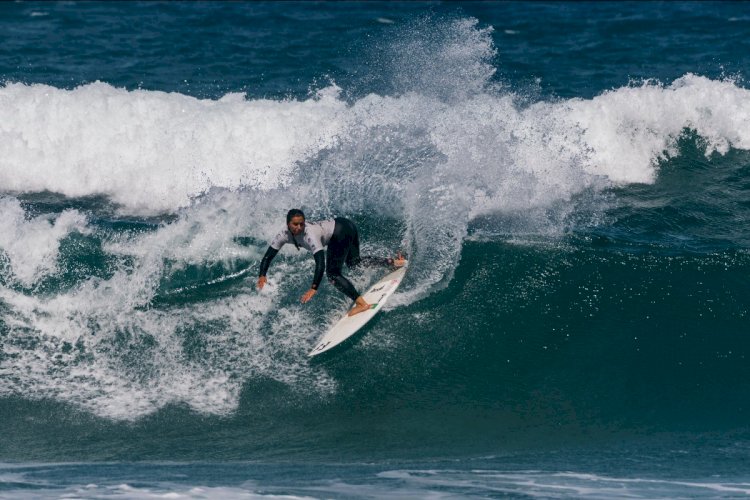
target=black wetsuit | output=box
[259,217,390,301]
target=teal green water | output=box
[1,2,750,497]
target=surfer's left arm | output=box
[358,252,406,269]
[301,250,325,303]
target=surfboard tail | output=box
[308,264,407,357]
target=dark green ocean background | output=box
[2,2,750,498]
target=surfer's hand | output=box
[392,252,406,267]
[301,288,317,303]
[257,276,267,290]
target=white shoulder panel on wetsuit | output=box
[270,219,335,253]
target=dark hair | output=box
[286,209,305,224]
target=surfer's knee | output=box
[327,272,345,289]
[328,274,360,301]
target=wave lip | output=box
[0,82,347,214]
[560,73,750,184]
[2,74,749,217]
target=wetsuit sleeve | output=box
[259,246,279,277]
[311,250,325,289]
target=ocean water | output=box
[1,1,750,497]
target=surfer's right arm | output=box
[257,231,291,290]
[257,245,280,290]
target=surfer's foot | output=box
[348,298,370,316]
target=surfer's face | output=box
[288,215,305,236]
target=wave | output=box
[0,72,747,213]
[1,70,748,300]
[1,16,750,421]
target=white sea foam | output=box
[1,71,748,219]
[0,192,335,419]
[0,481,316,500]
[376,469,750,498]
[0,82,347,214]
[0,197,90,287]
[0,257,334,419]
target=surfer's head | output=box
[286,208,305,236]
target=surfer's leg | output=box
[347,296,371,316]
[328,218,371,315]
[327,220,361,302]
[328,263,367,312]
[338,218,389,269]
[345,222,361,268]
[328,274,360,301]
[328,220,351,275]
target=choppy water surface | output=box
[1,2,750,497]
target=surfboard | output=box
[308,263,407,357]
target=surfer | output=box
[257,209,405,316]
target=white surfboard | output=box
[308,263,407,357]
